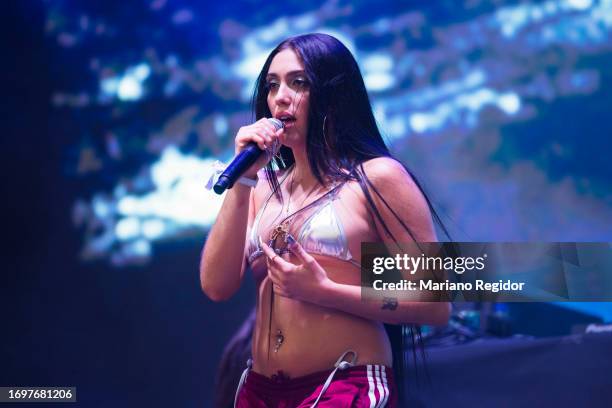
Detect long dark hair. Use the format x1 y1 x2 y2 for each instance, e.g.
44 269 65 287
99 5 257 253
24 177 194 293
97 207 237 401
252 33 448 404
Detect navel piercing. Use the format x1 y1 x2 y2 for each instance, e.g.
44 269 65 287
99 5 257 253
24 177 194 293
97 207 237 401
273 330 284 353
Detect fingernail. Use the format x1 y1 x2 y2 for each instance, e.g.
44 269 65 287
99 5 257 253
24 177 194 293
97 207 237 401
285 234 296 247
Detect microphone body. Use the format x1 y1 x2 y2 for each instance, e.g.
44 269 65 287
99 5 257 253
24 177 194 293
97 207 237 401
213 118 283 194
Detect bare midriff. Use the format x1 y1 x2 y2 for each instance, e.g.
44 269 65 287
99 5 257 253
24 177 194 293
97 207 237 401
250 255 393 378
247 177 393 378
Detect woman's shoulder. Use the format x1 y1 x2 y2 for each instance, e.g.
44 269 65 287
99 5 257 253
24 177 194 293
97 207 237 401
337 158 402 207
361 156 414 187
353 157 436 242
361 156 406 172
359 157 429 215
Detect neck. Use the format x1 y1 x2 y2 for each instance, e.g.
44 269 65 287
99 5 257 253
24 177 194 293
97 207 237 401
289 145 319 189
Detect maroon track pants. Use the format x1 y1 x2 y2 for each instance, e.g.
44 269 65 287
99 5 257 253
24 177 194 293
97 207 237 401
235 363 397 408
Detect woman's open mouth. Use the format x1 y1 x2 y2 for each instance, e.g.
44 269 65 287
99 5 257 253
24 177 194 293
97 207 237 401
277 113 296 129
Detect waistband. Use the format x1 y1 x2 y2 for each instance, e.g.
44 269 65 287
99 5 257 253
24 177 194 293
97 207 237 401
245 364 394 394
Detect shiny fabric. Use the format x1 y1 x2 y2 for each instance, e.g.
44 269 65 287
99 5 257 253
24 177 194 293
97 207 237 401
247 184 360 268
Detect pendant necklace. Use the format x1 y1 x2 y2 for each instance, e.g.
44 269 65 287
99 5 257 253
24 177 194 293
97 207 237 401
269 168 320 356
269 169 319 246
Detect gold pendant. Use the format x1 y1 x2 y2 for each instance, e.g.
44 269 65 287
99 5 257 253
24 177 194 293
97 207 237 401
270 221 290 243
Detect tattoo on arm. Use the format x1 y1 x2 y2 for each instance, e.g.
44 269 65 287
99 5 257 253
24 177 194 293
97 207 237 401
382 296 398 310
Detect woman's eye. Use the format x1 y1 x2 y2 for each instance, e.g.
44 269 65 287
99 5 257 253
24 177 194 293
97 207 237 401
293 78 308 87
266 82 279 90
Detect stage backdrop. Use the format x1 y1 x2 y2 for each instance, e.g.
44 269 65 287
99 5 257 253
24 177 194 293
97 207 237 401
3 0 612 407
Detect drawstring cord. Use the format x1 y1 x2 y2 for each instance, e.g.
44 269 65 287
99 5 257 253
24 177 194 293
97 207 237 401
233 358 252 408
234 350 358 408
310 350 358 408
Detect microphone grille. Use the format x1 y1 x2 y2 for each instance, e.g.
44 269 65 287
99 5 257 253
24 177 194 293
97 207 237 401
268 118 284 130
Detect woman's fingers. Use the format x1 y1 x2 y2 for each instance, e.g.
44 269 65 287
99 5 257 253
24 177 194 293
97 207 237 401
257 118 284 145
239 119 283 155
259 236 275 257
235 120 276 152
265 251 290 297
260 236 296 274
255 119 276 142
258 118 277 134
285 234 320 271
259 237 285 266
232 119 286 176
250 134 267 150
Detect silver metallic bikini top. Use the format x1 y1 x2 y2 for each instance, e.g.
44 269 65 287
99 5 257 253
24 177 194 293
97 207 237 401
247 178 361 269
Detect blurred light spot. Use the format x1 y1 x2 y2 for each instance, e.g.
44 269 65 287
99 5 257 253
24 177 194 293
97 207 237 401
457 88 495 111
116 217 141 240
386 116 407 139
58 32 77 47
409 113 429 133
235 52 270 82
566 0 592 11
100 63 150 102
362 53 393 72
364 73 395 91
118 76 143 101
142 219 166 239
93 197 111 218
132 63 151 80
166 55 179 67
151 148 181 190
101 77 119 96
150 0 167 10
172 9 193 25
259 18 289 42
372 18 390 33
214 115 228 136
118 196 138 215
124 239 151 259
497 92 521 115
294 14 316 30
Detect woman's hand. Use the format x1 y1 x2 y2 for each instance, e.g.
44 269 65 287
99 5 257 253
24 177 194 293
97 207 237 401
259 236 333 303
235 118 284 178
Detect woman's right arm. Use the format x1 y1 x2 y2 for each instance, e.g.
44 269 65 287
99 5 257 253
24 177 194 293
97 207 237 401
199 118 283 301
200 183 254 301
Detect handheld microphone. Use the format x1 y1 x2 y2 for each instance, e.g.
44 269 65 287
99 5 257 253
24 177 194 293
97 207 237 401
213 118 284 194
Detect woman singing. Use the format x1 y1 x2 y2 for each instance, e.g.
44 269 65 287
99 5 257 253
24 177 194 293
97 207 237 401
201 33 450 407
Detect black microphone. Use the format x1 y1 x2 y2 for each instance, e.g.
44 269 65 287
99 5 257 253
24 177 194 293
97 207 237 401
213 118 284 194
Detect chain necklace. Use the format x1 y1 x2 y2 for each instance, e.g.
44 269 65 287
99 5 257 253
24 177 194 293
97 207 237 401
265 172 345 358
269 168 320 245
268 167 321 357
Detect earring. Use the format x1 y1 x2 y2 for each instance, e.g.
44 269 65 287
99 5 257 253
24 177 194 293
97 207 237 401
322 115 333 150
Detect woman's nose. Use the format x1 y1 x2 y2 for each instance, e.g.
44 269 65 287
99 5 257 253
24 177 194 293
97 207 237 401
274 83 292 106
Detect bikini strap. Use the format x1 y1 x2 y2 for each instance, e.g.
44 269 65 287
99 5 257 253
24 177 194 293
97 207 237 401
273 179 347 229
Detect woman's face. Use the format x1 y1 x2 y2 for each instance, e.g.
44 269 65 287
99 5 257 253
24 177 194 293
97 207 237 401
266 48 310 149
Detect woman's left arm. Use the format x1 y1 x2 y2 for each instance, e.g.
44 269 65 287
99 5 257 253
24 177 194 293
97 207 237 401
261 157 451 326
262 237 450 325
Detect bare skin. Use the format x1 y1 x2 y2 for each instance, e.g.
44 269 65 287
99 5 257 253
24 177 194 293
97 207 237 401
249 173 393 378
200 48 450 379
